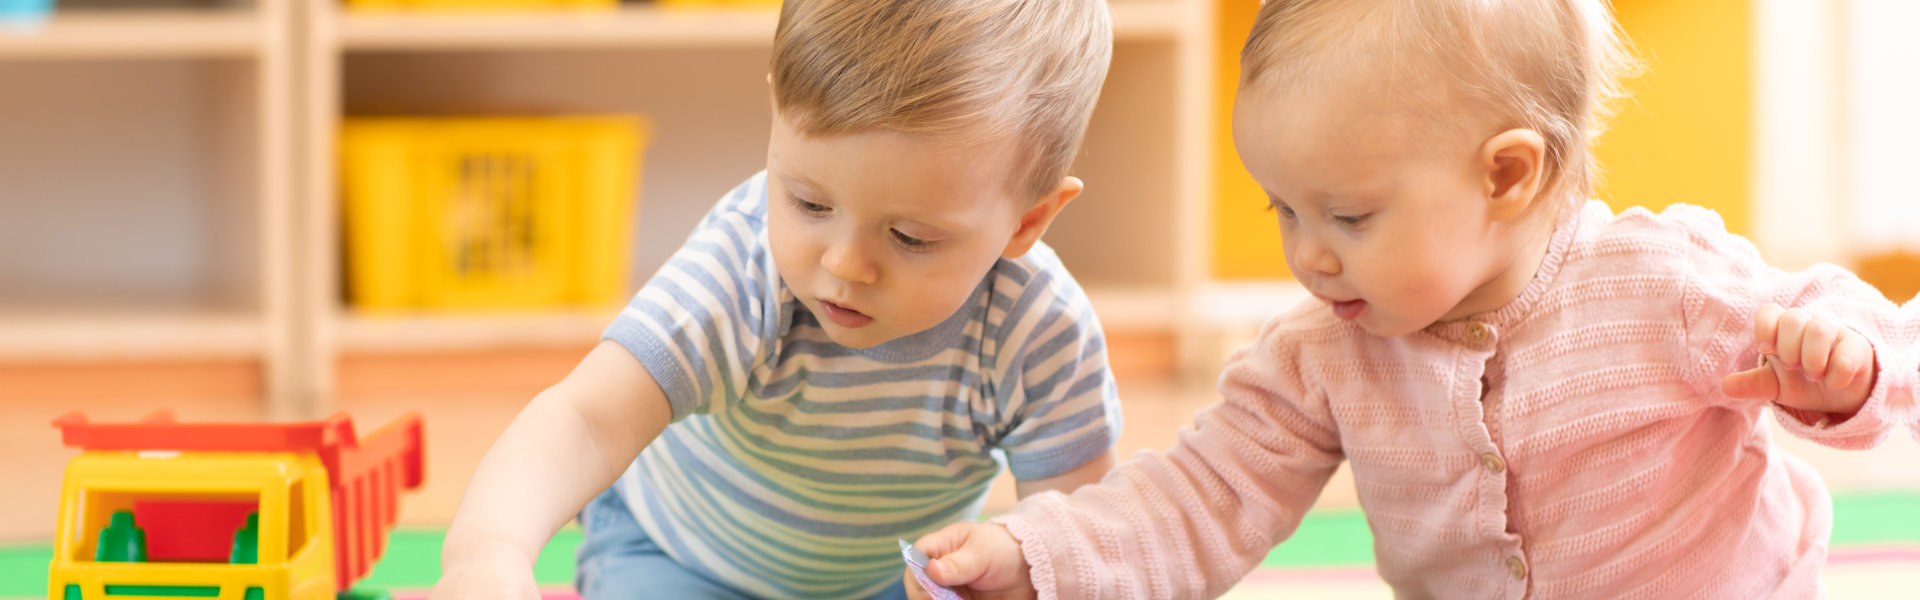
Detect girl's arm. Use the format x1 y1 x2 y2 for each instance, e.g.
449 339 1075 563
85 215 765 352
1673 205 1909 449
916 320 1345 600
432 340 672 598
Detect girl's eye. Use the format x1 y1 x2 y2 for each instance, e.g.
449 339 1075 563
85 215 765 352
1334 214 1371 226
892 229 935 252
1276 206 1297 219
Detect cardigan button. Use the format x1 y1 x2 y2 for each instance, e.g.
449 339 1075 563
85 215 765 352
1507 556 1527 580
1467 321 1492 343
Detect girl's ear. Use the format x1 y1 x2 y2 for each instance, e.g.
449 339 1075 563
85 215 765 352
1480 128 1547 221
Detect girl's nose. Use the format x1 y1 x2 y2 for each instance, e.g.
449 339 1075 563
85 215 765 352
1290 235 1342 276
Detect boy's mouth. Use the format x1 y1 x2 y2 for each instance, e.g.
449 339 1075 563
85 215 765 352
819 300 873 328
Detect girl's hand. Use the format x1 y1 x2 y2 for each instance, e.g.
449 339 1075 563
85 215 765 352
903 523 1036 600
1722 303 1877 420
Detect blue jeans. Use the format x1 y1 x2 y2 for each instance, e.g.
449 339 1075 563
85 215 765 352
575 486 910 600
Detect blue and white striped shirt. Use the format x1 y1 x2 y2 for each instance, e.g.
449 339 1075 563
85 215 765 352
602 172 1123 599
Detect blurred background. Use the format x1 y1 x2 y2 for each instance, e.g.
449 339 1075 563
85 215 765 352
1 0 1916 597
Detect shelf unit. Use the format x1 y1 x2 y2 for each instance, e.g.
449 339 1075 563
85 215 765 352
0 0 296 410
0 0 1220 416
297 0 1218 415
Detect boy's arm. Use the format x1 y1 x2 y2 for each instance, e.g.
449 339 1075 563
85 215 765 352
1013 450 1116 499
987 256 1127 499
434 340 671 596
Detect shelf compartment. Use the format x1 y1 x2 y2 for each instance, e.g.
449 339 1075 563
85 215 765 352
335 0 1189 52
0 10 263 59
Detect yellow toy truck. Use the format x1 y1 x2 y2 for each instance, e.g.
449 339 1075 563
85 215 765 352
46 411 424 600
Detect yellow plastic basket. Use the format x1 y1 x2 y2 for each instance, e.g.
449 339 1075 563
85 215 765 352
340 116 649 312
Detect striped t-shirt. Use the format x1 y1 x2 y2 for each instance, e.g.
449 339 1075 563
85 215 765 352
601 172 1123 599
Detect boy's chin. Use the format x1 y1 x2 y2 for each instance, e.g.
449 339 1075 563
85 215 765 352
819 324 890 349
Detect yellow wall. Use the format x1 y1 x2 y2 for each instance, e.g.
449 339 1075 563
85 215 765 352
1209 0 1753 278
1597 0 1752 235
1210 0 1289 280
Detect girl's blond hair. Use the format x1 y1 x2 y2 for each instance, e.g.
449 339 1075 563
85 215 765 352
1242 0 1636 205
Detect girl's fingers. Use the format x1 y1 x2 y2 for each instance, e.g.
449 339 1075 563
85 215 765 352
1753 303 1785 355
1824 331 1871 393
1721 363 1780 401
1773 308 1811 371
1799 316 1839 380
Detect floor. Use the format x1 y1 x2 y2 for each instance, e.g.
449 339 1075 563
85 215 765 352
10 338 1920 597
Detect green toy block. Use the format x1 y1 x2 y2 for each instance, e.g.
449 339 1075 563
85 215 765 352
338 589 393 600
95 511 146 563
231 513 259 565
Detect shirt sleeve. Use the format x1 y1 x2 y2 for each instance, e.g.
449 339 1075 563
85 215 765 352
1905 302 1920 443
995 315 1345 600
1672 205 1912 449
602 173 785 421
986 246 1124 481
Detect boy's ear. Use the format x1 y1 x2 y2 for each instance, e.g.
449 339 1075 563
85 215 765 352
1003 177 1083 259
1480 128 1547 222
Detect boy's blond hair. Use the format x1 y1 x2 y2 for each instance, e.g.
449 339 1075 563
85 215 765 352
1241 0 1635 206
771 0 1112 199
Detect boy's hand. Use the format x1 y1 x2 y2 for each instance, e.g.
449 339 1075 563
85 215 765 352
1722 303 1877 419
904 523 1036 600
430 541 542 600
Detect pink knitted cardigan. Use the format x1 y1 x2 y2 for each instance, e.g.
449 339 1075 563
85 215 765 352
1001 202 1914 599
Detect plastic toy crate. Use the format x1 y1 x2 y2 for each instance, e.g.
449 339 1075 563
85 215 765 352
0 0 52 21
342 0 615 10
341 116 649 311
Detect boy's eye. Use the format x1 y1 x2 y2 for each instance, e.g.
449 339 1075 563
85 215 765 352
792 197 830 215
891 229 934 251
1274 205 1296 219
1333 214 1370 226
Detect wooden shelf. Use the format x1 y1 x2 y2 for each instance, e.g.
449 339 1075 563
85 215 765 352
0 310 264 361
336 5 770 51
335 0 1186 52
336 309 617 354
1193 280 1311 326
331 286 1190 353
336 288 1186 350
0 10 263 60
1085 285 1179 330
1110 0 1191 40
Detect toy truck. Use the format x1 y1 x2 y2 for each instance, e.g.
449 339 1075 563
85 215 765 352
46 411 425 600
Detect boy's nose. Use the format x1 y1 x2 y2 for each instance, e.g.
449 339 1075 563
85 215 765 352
822 242 878 285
